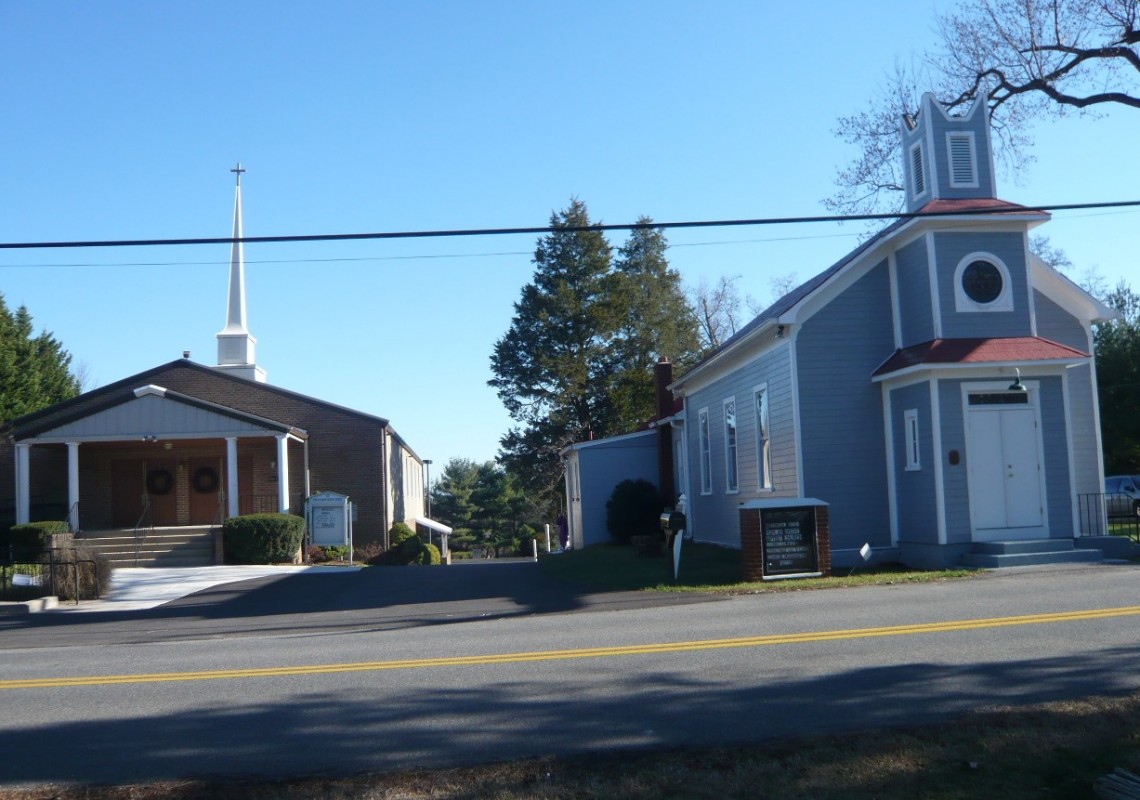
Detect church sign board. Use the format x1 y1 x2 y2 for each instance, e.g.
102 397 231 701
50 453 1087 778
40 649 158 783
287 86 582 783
739 498 831 581
306 491 353 550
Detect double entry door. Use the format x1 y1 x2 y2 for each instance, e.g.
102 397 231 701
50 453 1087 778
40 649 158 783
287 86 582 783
965 392 1046 540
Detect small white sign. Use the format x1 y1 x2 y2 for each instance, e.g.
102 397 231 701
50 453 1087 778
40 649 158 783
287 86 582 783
12 574 41 587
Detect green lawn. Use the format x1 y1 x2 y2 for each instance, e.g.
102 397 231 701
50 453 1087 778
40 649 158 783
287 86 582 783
538 541 977 593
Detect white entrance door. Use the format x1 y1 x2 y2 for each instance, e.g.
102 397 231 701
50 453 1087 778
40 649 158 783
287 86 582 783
966 396 1045 540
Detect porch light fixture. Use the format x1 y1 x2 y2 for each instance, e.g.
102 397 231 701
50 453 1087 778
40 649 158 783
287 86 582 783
1008 368 1027 393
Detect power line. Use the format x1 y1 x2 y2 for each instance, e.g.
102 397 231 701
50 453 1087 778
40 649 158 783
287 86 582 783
2 200 1138 251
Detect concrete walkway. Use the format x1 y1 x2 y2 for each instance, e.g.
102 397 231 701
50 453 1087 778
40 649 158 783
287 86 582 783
45 565 361 613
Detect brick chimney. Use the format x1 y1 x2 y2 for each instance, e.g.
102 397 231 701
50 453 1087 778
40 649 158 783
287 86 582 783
655 357 676 504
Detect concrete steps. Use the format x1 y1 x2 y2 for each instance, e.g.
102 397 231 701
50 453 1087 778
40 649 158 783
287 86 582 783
959 538 1103 569
74 527 218 569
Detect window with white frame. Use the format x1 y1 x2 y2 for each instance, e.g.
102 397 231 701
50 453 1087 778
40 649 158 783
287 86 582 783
904 409 921 471
755 385 771 489
724 398 739 493
698 408 712 494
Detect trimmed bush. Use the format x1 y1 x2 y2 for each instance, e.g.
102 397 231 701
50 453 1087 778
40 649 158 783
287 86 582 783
605 479 663 545
389 522 416 549
223 513 305 564
387 536 441 565
3 520 69 550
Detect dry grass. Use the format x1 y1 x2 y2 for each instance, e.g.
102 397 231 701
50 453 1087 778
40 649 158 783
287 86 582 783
4 692 1138 799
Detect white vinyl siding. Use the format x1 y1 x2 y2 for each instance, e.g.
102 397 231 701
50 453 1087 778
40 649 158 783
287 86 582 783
698 407 712 494
755 385 771 489
904 408 921 471
724 397 739 493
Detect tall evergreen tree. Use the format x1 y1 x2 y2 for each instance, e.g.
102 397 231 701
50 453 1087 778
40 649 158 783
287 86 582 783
608 219 702 429
0 292 81 422
490 199 620 496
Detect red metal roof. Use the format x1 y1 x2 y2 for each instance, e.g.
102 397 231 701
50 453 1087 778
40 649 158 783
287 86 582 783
873 337 1089 377
917 198 1049 217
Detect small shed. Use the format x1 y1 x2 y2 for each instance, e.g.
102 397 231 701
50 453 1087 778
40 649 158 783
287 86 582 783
561 430 658 550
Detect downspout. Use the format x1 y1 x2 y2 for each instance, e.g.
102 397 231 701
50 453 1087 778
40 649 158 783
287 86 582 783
380 427 389 550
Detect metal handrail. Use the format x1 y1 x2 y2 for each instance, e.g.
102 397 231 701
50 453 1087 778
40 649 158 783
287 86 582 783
133 495 153 567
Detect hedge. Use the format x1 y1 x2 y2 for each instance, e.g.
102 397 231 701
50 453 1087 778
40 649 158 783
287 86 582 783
223 513 306 564
3 520 69 550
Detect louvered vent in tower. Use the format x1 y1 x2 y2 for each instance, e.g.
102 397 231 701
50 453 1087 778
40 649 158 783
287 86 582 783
948 133 977 187
910 142 926 198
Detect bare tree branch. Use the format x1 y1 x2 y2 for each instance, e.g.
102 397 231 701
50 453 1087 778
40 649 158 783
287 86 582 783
830 0 1139 214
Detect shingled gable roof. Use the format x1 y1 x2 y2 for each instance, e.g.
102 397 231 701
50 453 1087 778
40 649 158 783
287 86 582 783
872 337 1089 379
3 359 409 447
10 383 307 440
672 199 1053 391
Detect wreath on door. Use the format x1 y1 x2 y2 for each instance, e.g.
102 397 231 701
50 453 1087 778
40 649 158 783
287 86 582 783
192 466 220 494
146 469 174 496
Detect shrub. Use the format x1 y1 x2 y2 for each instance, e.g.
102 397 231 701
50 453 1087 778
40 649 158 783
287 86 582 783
605 479 663 545
307 545 351 563
387 537 440 566
51 548 112 601
3 520 69 550
353 541 386 566
223 513 305 564
388 522 416 549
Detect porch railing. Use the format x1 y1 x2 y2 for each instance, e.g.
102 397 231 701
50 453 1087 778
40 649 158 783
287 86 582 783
1076 493 1140 542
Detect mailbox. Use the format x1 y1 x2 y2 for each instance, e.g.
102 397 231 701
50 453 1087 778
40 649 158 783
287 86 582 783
660 509 687 532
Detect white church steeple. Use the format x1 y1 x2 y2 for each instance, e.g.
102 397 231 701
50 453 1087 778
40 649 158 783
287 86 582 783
215 163 266 383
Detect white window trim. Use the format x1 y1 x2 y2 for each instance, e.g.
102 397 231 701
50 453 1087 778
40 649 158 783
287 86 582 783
909 141 928 200
754 383 772 491
723 397 739 494
904 408 921 471
698 407 712 495
946 131 979 189
953 251 1014 313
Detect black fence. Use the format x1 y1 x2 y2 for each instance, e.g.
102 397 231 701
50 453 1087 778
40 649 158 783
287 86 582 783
1077 493 1140 543
0 547 103 603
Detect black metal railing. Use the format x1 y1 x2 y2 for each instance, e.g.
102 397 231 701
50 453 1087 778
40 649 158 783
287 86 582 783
1077 493 1140 542
0 547 102 604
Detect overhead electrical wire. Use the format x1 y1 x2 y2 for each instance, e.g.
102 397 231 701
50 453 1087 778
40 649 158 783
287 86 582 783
1 199 1137 252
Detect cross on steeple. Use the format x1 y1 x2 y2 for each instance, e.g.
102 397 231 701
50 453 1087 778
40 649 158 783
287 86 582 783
231 162 245 186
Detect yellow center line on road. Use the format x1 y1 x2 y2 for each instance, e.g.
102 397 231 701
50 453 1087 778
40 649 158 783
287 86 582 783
4 605 1139 691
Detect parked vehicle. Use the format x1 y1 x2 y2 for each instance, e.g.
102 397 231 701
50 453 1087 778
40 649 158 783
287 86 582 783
1105 475 1140 518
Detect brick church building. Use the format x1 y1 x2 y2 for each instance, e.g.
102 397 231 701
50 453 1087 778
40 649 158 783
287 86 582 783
1 167 423 549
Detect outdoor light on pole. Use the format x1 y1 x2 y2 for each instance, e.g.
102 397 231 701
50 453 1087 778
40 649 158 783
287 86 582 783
424 459 432 517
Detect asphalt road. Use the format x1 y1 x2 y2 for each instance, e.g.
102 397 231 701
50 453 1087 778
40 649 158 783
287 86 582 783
1 561 1139 789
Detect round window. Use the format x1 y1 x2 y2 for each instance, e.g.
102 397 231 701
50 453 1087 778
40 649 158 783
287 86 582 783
961 260 1003 304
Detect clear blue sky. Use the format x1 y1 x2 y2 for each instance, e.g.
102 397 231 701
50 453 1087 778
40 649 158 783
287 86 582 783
2 1 1136 473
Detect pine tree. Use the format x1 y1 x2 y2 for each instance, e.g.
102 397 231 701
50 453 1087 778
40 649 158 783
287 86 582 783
608 219 702 429
489 199 620 496
0 292 81 422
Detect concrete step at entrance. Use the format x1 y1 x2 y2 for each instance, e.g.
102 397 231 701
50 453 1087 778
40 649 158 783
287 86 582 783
74 527 218 568
959 539 1102 568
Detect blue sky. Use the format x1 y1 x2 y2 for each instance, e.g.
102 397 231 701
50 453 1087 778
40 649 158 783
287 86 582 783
1 1 1136 472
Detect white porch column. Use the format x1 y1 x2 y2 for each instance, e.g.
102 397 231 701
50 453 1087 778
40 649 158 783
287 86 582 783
226 437 240 518
276 434 290 513
67 442 80 531
15 444 31 525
